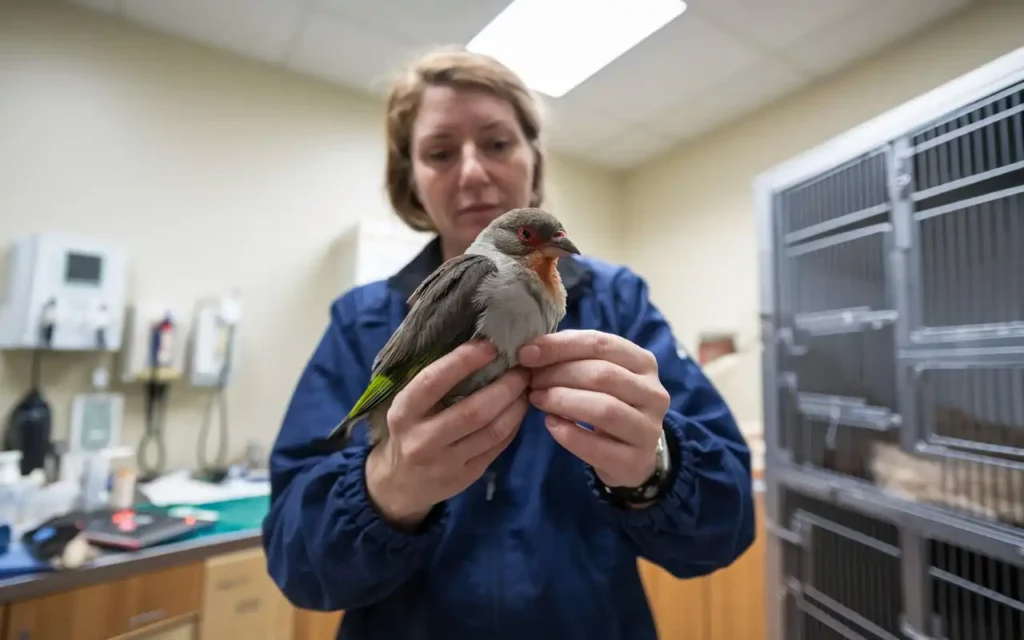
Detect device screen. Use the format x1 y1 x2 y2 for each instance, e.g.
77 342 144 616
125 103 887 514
65 252 103 284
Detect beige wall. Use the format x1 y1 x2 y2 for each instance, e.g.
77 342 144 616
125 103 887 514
0 0 624 469
4 0 1021 472
622 0 1024 431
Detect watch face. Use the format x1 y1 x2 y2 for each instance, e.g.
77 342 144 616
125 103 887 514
655 431 670 473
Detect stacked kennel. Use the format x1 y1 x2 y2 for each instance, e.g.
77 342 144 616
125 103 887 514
756 46 1024 640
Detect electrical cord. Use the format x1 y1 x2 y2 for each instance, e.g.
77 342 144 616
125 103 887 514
137 377 168 481
4 299 57 474
136 316 173 481
29 347 44 390
5 316 51 454
197 322 235 473
30 314 51 387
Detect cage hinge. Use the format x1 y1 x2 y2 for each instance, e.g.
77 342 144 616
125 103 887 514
894 153 914 200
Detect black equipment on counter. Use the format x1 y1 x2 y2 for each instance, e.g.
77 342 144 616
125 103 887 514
3 301 58 478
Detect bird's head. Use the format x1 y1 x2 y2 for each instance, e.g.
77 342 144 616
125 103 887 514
477 207 581 261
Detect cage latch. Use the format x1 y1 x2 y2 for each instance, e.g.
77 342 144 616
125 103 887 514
899 614 940 640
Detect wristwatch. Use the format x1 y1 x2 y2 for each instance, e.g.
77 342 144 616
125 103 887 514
595 427 673 506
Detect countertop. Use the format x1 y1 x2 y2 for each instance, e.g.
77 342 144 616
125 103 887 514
0 469 766 605
0 528 262 604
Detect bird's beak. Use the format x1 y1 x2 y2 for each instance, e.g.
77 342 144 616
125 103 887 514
543 235 581 258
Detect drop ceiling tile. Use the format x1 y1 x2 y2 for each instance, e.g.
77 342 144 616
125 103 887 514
565 10 762 126
68 0 121 14
687 0 868 49
646 59 811 140
540 91 636 158
780 0 973 76
121 0 306 63
588 126 682 171
286 14 419 95
309 0 511 46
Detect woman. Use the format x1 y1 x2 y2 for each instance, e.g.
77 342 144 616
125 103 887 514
262 47 755 639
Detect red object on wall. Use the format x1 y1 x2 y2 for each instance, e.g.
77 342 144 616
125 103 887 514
697 332 736 365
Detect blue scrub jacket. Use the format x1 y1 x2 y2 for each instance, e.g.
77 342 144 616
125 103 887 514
262 238 756 639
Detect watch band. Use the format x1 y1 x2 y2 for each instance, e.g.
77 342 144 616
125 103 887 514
595 427 673 506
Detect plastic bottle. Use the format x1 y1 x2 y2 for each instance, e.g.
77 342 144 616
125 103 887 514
0 451 24 554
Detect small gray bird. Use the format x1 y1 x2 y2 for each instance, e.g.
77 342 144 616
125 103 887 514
319 207 581 450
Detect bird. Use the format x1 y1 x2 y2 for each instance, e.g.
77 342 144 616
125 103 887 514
317 207 581 451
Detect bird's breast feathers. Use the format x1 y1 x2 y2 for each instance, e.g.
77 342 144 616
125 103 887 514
524 252 566 304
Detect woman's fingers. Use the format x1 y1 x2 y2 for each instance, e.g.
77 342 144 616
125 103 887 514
433 367 530 446
529 386 649 447
528 359 655 408
518 330 658 374
457 392 529 466
392 341 497 424
543 414 637 483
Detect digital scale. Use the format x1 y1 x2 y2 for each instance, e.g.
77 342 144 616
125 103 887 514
81 509 216 550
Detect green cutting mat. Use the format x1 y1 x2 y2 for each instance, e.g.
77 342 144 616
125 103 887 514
143 495 270 543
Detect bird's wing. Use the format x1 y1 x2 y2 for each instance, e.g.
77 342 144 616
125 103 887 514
326 253 498 439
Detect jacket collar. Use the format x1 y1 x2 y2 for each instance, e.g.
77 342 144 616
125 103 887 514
387 236 590 303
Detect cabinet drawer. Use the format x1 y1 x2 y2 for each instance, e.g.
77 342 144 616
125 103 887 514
128 619 196 640
5 562 203 640
199 548 292 640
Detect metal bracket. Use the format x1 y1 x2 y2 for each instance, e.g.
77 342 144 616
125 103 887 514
765 517 805 546
797 393 902 432
894 152 914 200
793 307 898 336
890 140 915 251
778 327 808 355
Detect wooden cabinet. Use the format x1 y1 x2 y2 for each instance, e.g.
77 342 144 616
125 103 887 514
0 549 343 640
198 548 293 640
140 621 197 639
4 563 203 640
640 487 767 640
0 489 764 640
292 609 343 640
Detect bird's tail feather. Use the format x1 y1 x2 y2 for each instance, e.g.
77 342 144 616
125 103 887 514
313 412 361 454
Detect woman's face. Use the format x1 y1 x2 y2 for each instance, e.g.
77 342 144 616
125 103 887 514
409 84 536 257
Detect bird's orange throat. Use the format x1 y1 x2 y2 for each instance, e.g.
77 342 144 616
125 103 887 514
526 252 565 302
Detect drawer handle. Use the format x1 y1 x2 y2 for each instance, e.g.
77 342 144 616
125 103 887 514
235 597 262 615
129 609 166 628
217 577 250 591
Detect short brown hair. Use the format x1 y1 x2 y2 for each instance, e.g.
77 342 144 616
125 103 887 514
383 47 546 232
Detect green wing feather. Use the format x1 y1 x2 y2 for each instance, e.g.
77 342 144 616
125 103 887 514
320 252 498 447
345 349 438 420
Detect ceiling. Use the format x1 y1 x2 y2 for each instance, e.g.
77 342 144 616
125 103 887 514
67 0 975 171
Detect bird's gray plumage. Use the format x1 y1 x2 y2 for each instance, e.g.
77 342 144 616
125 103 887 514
318 207 580 451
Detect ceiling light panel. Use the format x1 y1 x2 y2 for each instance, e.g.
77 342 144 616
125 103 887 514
467 0 687 98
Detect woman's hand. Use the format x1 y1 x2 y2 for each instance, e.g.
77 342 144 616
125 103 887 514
365 341 529 530
518 330 671 490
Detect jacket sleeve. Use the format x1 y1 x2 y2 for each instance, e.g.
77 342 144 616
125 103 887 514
584 267 756 579
261 292 449 611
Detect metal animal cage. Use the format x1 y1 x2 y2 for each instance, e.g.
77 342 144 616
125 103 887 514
757 46 1024 640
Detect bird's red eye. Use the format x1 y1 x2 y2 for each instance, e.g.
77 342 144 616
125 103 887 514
552 230 565 239
517 226 533 241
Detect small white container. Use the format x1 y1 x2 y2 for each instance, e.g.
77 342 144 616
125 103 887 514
0 451 24 532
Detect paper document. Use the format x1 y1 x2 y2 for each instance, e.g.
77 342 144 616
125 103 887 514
139 469 269 506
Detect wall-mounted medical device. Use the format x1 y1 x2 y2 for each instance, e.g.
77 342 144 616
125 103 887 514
188 293 242 474
120 301 187 384
0 233 127 351
188 294 242 388
69 391 124 454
